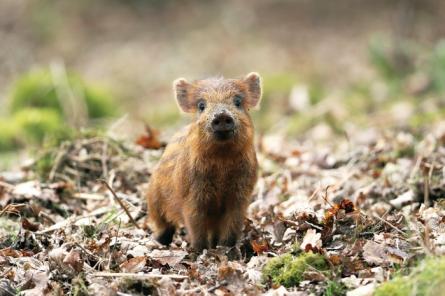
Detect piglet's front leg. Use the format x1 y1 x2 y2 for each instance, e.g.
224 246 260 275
218 207 245 247
183 206 210 251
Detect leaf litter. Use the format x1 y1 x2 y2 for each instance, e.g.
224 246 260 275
0 123 445 295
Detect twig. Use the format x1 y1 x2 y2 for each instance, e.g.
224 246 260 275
38 211 56 224
370 212 407 237
321 185 335 208
0 203 26 217
90 272 188 280
49 143 68 181
36 206 114 234
208 280 228 293
100 180 141 229
101 141 109 179
423 166 430 208
308 187 321 201
304 221 323 231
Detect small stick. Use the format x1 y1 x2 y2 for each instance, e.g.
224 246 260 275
304 221 323 231
101 141 109 180
423 167 430 208
100 180 141 229
370 212 407 236
90 272 188 280
321 185 335 208
0 203 26 217
37 206 113 234
49 143 68 181
38 211 56 224
308 187 321 201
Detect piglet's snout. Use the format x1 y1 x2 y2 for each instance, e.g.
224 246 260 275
211 113 234 132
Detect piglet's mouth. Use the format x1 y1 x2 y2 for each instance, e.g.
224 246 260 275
213 130 235 141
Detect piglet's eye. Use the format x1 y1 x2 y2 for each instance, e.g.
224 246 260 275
234 95 243 108
197 100 206 112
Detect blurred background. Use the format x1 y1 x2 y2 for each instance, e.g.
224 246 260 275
1 0 445 167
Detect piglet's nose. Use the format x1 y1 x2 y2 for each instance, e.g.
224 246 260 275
211 113 234 132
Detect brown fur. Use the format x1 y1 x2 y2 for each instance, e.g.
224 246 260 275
146 73 261 251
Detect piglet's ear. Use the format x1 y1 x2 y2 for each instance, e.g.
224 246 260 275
173 78 194 113
243 72 262 109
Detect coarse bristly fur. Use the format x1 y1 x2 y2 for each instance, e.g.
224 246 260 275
146 73 261 252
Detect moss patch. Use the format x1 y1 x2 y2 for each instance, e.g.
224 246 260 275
262 252 329 288
9 68 116 120
13 108 67 145
0 118 21 151
375 256 445 296
325 281 347 296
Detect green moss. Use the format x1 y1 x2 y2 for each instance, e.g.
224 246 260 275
375 256 445 296
82 85 117 119
375 277 411 296
409 107 445 128
262 252 329 287
72 274 88 296
263 254 292 284
289 242 302 255
33 150 56 180
13 108 67 145
82 225 97 238
324 281 347 296
0 118 21 151
9 68 117 120
0 217 20 248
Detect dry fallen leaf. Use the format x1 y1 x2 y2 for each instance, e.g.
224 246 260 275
363 240 409 265
21 270 49 296
63 249 84 272
135 124 163 149
119 256 147 273
300 229 322 251
251 239 269 255
22 218 40 232
150 249 187 266
0 247 23 258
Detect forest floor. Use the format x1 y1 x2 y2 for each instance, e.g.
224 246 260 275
1 122 445 296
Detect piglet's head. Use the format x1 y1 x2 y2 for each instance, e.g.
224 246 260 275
173 73 261 149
